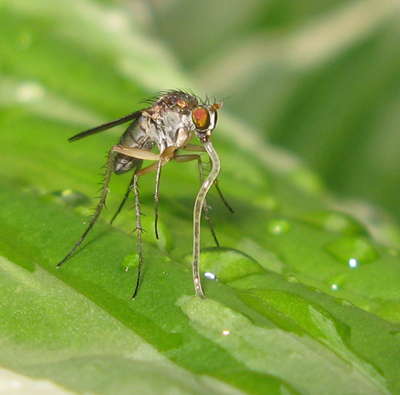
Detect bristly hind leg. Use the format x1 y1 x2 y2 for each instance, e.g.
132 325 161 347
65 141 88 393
130 160 160 299
113 144 176 298
57 149 115 268
57 144 167 299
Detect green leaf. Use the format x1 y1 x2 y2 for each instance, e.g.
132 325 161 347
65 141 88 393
1 1 400 394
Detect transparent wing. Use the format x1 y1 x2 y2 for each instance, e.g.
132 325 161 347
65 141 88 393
69 110 144 142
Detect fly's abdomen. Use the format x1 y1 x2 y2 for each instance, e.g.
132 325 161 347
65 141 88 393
113 153 142 175
113 120 155 175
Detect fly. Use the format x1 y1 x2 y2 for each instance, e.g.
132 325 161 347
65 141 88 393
57 90 233 299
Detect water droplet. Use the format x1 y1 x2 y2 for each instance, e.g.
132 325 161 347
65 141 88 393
204 272 217 280
121 253 139 271
285 275 300 283
331 283 339 291
333 298 355 308
185 247 263 284
268 219 291 235
47 189 91 208
305 285 322 293
348 258 358 268
298 211 367 237
162 256 172 264
324 236 379 265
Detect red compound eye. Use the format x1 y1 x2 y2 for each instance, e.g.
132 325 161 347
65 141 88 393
192 107 210 130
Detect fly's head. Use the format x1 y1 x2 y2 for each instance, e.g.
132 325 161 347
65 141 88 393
151 90 222 146
192 102 223 143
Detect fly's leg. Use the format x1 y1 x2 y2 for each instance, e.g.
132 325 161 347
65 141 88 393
58 144 169 299
192 141 221 298
154 158 163 239
195 157 222 245
175 154 220 246
113 145 176 298
184 143 234 215
152 145 177 240
57 149 114 268
214 179 234 214
129 160 168 298
132 172 142 299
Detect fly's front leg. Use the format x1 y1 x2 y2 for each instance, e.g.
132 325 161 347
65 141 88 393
192 141 221 298
185 144 234 214
57 149 115 268
175 154 220 246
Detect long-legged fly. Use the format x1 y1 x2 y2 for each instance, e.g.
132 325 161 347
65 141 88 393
58 90 233 298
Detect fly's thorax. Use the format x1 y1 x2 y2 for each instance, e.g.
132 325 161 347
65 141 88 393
155 91 199 111
146 107 195 152
114 120 155 175
162 108 195 148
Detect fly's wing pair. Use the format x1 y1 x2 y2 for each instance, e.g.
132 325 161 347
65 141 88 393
68 110 144 142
